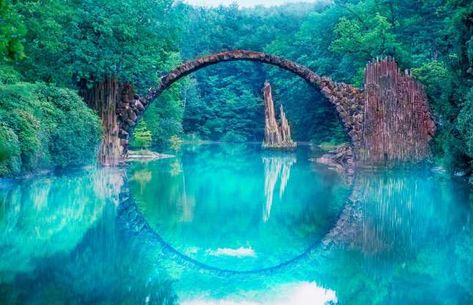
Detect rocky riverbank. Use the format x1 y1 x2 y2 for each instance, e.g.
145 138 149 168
126 150 174 162
313 144 355 176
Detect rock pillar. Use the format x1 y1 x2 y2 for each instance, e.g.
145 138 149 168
359 57 436 164
262 81 296 149
80 79 124 167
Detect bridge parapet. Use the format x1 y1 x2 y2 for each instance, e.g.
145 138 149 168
125 50 364 158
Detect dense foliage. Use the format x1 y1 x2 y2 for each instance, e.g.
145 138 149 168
173 0 473 174
0 83 102 176
12 0 180 89
133 54 185 149
0 0 181 174
1 0 473 176
175 3 346 143
0 0 25 61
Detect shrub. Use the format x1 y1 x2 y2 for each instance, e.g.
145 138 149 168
130 120 153 150
0 83 102 176
0 124 21 175
458 88 473 158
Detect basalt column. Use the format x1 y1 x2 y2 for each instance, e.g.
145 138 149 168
359 58 436 164
79 79 125 167
262 81 296 149
279 105 293 144
79 80 147 166
89 51 436 167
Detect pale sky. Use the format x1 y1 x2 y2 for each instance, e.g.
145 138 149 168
183 0 323 8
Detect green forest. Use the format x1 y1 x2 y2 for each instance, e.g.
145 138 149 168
1 1 473 304
1 0 473 177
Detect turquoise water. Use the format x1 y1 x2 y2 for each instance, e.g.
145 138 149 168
1 143 472 304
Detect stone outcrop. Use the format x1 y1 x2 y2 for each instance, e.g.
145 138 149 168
262 81 296 149
80 80 150 166
315 145 355 176
79 79 125 166
317 57 436 171
359 57 436 164
96 50 435 168
116 84 150 161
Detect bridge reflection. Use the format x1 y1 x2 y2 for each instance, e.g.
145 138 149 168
119 161 470 281
1 162 469 304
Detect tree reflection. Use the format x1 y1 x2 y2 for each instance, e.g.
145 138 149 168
0 168 124 276
0 169 177 305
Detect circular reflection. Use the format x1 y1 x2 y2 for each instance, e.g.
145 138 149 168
127 144 350 272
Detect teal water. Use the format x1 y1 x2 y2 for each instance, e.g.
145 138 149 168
0 143 472 304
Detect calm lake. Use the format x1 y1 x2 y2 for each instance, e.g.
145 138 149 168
1 143 472 305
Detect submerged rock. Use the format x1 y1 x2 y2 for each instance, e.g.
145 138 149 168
126 150 174 162
315 144 355 177
262 81 296 149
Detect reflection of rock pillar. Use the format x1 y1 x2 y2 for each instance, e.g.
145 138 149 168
93 168 126 206
169 160 195 222
262 155 296 222
263 158 281 222
279 155 292 199
353 172 426 256
180 167 195 222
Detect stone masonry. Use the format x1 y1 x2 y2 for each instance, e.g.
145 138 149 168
110 50 434 167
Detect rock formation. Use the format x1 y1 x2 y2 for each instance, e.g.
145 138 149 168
315 145 355 176
79 79 125 166
262 81 296 149
317 57 436 171
359 57 436 164
94 50 435 167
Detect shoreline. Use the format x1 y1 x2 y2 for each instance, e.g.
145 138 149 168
126 150 175 162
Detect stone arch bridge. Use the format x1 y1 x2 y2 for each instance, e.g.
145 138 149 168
105 50 435 166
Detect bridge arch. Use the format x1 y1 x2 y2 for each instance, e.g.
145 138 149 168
114 50 435 167
118 50 365 158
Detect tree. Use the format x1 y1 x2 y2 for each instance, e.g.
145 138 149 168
14 0 181 89
131 121 153 150
0 83 102 176
0 0 25 61
139 53 185 148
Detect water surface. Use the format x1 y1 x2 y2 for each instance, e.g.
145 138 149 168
0 143 472 305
